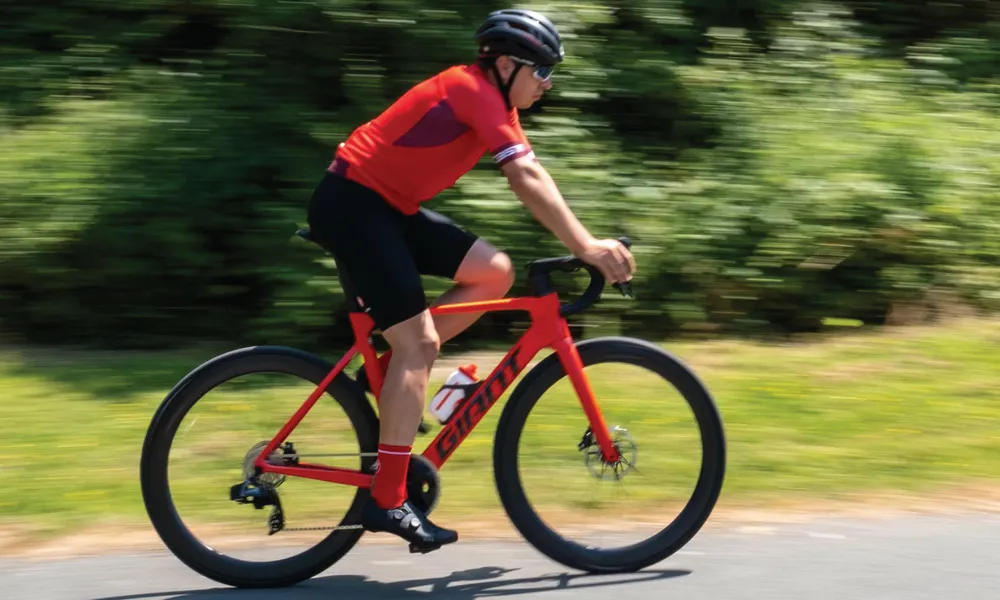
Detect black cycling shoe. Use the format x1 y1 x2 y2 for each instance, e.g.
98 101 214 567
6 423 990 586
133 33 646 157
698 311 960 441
361 498 458 553
355 365 433 435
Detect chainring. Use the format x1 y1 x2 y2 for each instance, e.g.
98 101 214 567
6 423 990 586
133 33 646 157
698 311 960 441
406 453 441 515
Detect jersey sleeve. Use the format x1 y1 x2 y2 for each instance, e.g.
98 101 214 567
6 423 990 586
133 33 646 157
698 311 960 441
448 71 535 166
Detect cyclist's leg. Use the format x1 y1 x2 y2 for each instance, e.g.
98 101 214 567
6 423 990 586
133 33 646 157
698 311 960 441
307 173 456 548
377 311 439 448
357 208 513 389
430 238 515 342
406 208 516 343
308 173 434 454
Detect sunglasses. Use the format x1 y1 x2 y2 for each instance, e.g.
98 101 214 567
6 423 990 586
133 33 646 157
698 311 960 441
509 56 556 82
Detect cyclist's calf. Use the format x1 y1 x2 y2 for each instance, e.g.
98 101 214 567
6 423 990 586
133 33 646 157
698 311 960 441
379 310 441 445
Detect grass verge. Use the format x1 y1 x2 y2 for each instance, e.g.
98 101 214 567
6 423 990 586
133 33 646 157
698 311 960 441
1 318 999 554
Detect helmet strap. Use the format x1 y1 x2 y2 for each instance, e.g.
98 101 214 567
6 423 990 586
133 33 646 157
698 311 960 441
489 60 523 112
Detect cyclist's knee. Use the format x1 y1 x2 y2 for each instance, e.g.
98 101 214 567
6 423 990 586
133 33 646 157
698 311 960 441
456 240 514 295
384 311 440 367
494 251 515 294
408 330 441 367
478 250 514 293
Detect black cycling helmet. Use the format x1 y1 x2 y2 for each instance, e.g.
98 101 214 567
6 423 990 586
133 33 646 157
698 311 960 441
475 8 564 66
475 9 564 110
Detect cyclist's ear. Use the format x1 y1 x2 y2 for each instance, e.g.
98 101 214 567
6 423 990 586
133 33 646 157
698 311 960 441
494 56 516 78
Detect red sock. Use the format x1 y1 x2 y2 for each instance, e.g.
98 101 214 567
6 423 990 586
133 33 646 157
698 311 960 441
371 443 411 509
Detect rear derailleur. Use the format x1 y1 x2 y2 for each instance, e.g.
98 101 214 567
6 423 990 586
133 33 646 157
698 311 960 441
229 441 300 535
230 478 285 535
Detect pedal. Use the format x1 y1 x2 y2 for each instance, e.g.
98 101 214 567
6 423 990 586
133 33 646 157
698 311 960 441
408 542 442 554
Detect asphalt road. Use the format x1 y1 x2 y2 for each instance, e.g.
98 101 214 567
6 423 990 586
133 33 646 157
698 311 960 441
2 513 999 599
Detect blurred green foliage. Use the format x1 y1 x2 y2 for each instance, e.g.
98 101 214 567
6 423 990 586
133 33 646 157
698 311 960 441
2 1 1000 350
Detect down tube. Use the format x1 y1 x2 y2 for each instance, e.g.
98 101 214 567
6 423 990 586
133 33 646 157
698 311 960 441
422 331 548 468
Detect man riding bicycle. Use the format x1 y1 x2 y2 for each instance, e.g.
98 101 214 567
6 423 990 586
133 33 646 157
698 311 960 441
306 8 636 551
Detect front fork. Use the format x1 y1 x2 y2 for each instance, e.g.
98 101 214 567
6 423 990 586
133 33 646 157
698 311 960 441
552 337 621 464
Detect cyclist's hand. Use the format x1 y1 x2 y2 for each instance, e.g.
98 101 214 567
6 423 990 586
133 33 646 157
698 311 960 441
579 238 635 284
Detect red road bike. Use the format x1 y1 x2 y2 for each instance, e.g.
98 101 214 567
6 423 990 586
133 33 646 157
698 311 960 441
140 231 726 588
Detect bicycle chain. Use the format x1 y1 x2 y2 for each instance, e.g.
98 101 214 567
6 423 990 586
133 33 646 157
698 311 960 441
282 524 365 532
253 449 377 534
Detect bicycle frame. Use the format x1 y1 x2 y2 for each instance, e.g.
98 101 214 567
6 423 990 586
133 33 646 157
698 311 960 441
253 291 621 489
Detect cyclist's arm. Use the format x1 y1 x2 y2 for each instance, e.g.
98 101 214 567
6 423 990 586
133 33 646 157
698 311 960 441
503 156 635 283
446 73 633 280
501 156 595 256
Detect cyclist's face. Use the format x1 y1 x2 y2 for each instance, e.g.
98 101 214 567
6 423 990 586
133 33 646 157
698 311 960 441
496 57 553 109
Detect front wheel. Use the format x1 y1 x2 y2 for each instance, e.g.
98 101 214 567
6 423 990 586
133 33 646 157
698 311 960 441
493 337 726 573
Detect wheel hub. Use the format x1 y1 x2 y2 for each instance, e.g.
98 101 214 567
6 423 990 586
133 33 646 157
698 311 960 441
580 425 638 480
242 440 298 488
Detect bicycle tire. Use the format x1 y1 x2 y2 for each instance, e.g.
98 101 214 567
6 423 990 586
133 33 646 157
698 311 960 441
493 336 726 573
139 346 379 588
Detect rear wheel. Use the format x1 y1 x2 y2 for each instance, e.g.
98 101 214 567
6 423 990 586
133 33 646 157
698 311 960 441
140 346 379 588
493 337 726 573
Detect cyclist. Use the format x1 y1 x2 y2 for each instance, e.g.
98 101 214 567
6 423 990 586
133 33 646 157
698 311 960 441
306 8 636 551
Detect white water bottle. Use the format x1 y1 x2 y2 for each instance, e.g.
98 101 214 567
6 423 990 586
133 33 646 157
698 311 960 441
428 364 480 424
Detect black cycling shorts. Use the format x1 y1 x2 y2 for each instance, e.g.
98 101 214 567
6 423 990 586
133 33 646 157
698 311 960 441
307 171 479 331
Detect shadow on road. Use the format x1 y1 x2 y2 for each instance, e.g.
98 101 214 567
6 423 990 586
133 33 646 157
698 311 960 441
94 566 690 599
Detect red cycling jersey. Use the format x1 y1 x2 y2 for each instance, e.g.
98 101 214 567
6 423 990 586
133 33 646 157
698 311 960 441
330 63 534 215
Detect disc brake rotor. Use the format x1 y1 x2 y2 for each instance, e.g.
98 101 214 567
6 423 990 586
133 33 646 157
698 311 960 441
583 426 638 480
